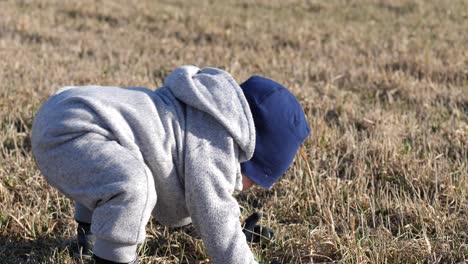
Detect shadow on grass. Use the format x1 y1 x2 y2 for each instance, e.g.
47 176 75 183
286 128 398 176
0 235 75 264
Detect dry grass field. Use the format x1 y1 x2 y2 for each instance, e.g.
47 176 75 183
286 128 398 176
0 0 467 263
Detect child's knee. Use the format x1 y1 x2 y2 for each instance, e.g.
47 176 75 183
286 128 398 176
122 179 157 209
90 181 156 244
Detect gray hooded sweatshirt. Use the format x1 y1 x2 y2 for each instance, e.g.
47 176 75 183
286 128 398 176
31 66 257 263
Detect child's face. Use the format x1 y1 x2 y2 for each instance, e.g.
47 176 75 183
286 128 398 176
242 174 255 191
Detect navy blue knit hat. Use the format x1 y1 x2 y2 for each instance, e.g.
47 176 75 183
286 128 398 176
240 76 311 189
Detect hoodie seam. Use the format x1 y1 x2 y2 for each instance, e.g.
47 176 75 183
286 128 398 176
124 149 152 244
224 74 256 158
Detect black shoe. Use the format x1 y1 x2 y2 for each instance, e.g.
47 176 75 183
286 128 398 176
93 254 139 264
70 221 95 260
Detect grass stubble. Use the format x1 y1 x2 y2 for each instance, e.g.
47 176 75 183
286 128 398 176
0 0 466 263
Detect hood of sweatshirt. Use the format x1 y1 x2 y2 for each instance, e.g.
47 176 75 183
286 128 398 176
163 66 256 163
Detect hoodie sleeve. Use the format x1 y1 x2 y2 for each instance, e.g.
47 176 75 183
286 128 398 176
184 108 257 264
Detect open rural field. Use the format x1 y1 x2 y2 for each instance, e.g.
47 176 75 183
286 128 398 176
0 0 467 263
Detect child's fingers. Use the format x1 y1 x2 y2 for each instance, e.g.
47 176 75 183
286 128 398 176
243 228 254 242
243 212 261 230
259 225 274 240
242 211 275 245
244 225 274 243
252 225 274 243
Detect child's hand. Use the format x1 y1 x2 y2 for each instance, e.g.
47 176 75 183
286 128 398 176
242 212 274 243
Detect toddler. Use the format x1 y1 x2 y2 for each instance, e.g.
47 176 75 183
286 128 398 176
31 66 310 263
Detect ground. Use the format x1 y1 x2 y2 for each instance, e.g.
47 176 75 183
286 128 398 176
0 0 467 263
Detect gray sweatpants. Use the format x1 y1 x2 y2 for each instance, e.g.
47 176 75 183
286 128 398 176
32 129 156 262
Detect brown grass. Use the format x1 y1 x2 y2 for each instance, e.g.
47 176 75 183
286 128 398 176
0 0 467 263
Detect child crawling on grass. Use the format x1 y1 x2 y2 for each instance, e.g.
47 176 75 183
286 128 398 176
31 65 310 264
